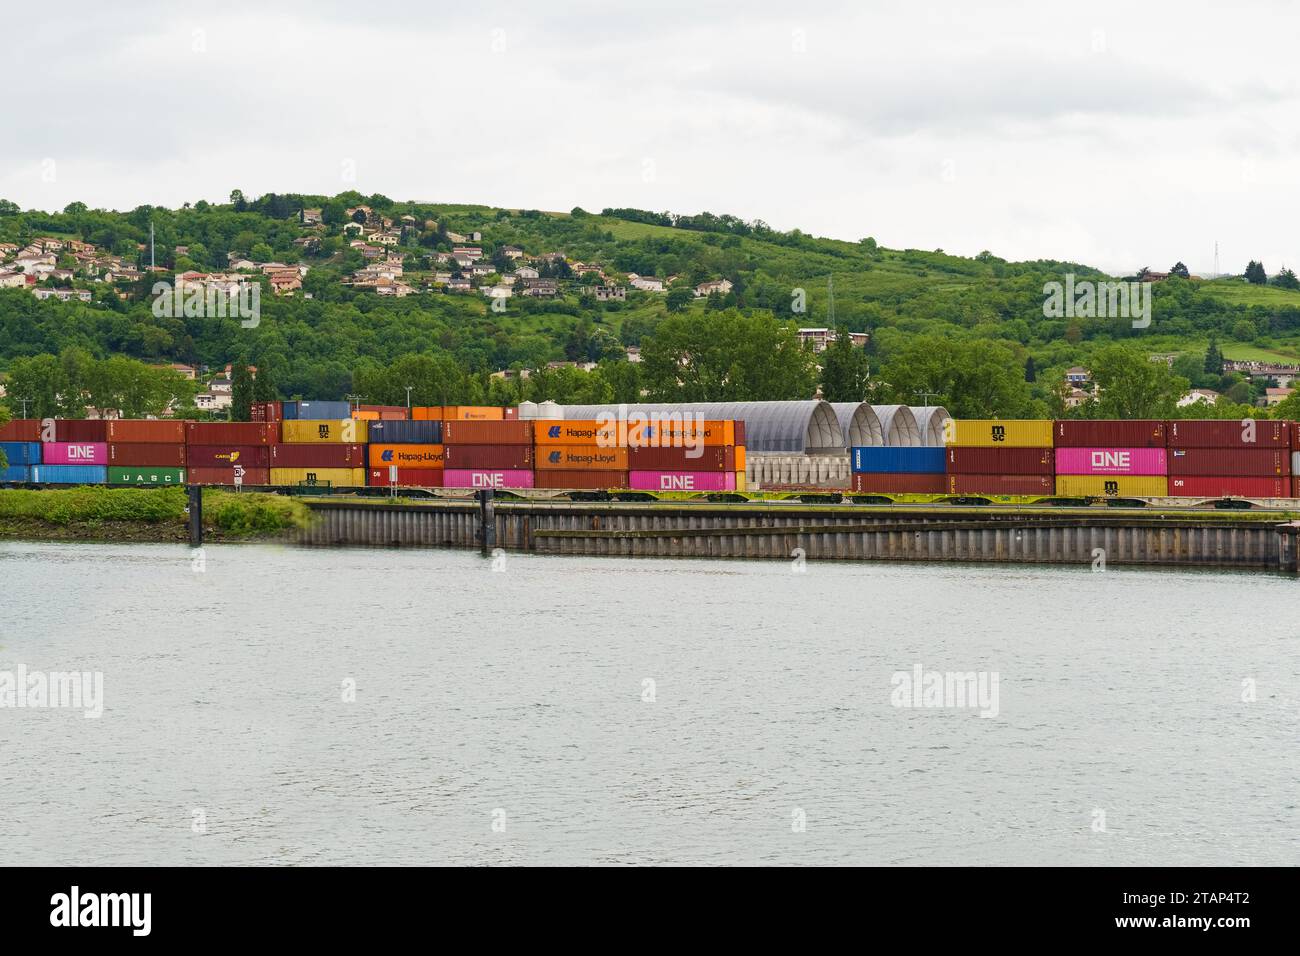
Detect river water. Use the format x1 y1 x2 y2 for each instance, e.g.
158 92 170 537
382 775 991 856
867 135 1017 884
0 540 1296 866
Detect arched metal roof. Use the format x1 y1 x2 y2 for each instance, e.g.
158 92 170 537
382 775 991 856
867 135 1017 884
910 406 952 446
872 405 922 446
552 401 844 454
830 402 884 448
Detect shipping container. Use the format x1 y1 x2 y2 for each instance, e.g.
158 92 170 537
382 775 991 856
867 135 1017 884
533 419 620 445
442 444 534 469
1294 452 1300 482
185 445 271 467
1169 476 1290 498
358 405 407 418
30 465 107 484
627 445 736 471
410 406 444 421
441 468 535 489
351 410 379 420
944 446 1055 475
54 419 109 442
367 444 445 469
42 442 108 465
735 470 747 492
440 420 534 445
268 467 367 487
185 422 278 445
734 420 747 447
535 445 628 470
1167 447 1290 477
1054 475 1169 497
1052 420 1166 447
187 466 270 486
1053 447 1166 476
944 420 1053 447
851 472 948 494
503 407 519 420
108 466 186 486
365 420 442 444
365 467 444 487
0 419 40 442
625 419 735 447
735 445 746 474
0 441 41 465
444 406 504 421
945 474 1054 495
104 420 185 444
1166 419 1291 448
851 446 947 474
271 443 367 468
108 443 186 467
533 470 629 490
1 465 31 482
251 401 283 423
281 400 351 420
280 419 369 444
627 471 736 491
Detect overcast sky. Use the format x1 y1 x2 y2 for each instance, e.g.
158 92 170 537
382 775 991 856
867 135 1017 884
2 1 1296 275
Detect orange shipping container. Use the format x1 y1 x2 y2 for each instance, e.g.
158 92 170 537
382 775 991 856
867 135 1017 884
351 410 379 420
625 419 735 447
533 420 619 445
367 444 445 468
105 420 186 444
441 420 534 445
535 445 628 470
411 406 444 421
444 406 504 421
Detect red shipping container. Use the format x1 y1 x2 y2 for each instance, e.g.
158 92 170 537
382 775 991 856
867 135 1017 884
851 473 947 494
946 474 1054 495
185 422 278 445
628 445 735 471
440 420 534 445
442 444 534 468
1167 419 1291 448
379 410 407 420
734 420 747 446
251 401 283 423
1167 448 1290 477
185 445 271 467
105 420 185 443
1053 420 1166 447
55 420 108 442
269 443 366 467
533 470 628 490
503 407 519 420
0 419 40 442
366 468 444 487
108 443 187 467
187 466 270 486
945 447 1054 475
1295 477 1300 498
1169 476 1290 498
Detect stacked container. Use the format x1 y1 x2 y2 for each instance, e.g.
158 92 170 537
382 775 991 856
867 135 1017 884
37 419 109 484
441 419 535 488
1052 420 1168 498
1166 420 1292 498
282 400 351 420
533 420 630 490
412 406 504 421
624 419 746 492
849 446 946 494
275 419 368 487
0 438 41 482
185 421 278 485
106 419 186 485
365 419 445 487
944 420 1054 496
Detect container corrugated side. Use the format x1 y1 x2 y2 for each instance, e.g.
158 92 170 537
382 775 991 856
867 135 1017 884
627 471 735 491
444 406 505 421
31 465 107 484
1054 475 1169 497
1167 448 1290 477
533 470 629 489
1052 420 1166 447
0 441 41 465
1166 419 1291 448
946 474 1054 495
185 422 278 445
268 467 366 487
534 446 627 470
0 420 41 442
186 445 270 467
104 420 185 443
280 420 369 444
282 400 351 420
852 446 947 474
625 420 735 447
365 420 442 444
533 420 620 445
366 468 444 487
187 466 270 486
944 446 1055 475
366 444 445 469
851 473 947 494
440 420 534 445
54 420 109 442
1053 448 1167 476
108 466 186 485
441 468 535 489
627 445 735 471
270 443 367 467
2 465 32 482
945 420 1054 447
442 444 534 468
42 442 108 465
1169 476 1290 498
108 443 186 467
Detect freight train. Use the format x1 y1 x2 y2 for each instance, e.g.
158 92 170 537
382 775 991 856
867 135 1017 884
3 405 1299 510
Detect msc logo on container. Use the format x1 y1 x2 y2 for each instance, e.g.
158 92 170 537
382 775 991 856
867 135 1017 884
317 425 330 439
991 425 1006 442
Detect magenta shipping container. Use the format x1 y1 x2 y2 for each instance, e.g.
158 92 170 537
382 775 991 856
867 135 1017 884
42 442 108 465
628 470 736 491
1054 448 1167 476
441 468 535 489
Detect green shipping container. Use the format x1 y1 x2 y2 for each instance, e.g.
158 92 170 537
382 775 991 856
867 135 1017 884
108 466 186 486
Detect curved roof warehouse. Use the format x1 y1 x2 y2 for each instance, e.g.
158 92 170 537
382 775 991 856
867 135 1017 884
552 401 845 454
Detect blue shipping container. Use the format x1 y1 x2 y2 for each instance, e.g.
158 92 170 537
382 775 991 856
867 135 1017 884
851 446 946 474
282 400 352 420
2 465 32 482
0 441 42 465
364 420 443 444
30 465 108 484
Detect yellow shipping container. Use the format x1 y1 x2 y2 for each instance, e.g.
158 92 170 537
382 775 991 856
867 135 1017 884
1055 475 1169 497
269 467 366 487
735 470 747 492
280 419 370 444
945 419 1053 448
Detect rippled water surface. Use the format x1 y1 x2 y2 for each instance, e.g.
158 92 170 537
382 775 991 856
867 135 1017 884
0 540 1296 865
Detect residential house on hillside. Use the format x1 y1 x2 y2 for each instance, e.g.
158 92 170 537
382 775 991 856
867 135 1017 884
1265 387 1294 406
500 245 524 259
694 278 733 297
589 285 626 301
0 271 28 288
269 271 302 295
32 287 92 302
629 275 664 292
521 278 558 297
1065 366 1091 385
301 208 323 225
515 265 539 279
1178 388 1221 407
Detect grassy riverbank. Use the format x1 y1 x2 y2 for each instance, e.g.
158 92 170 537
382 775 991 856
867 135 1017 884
0 486 313 543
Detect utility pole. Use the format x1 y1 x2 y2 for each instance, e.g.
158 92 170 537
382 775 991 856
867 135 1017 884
914 390 940 409
150 221 155 272
14 396 32 417
344 393 363 413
